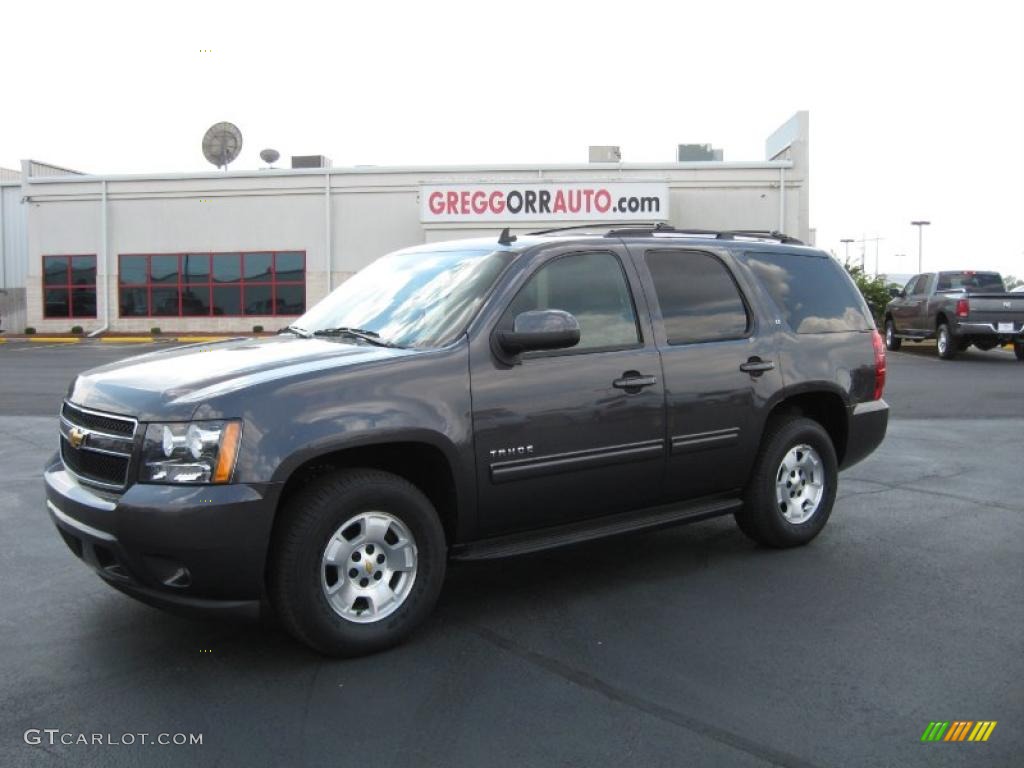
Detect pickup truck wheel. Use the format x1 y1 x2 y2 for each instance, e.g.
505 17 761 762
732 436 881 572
884 319 902 351
936 324 958 360
735 417 837 548
1014 342 1024 361
270 469 446 656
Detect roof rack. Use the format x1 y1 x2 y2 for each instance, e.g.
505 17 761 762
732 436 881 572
605 225 804 245
525 222 803 245
527 222 664 236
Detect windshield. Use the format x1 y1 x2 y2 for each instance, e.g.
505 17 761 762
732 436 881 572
293 248 515 348
936 272 1005 292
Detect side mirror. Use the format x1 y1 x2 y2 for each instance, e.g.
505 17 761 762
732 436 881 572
889 287 904 299
496 310 581 356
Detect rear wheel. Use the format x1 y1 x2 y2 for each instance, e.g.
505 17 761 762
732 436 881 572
884 318 902 351
735 417 838 548
270 469 447 656
1014 342 1024 361
936 324 958 360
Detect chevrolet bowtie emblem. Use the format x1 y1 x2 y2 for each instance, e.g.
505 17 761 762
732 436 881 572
68 427 88 449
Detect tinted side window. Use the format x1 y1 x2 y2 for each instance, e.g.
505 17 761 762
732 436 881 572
645 250 749 344
503 251 640 350
916 274 934 295
904 276 920 295
744 251 872 334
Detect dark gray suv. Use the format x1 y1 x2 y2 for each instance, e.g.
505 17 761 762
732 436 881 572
46 226 888 655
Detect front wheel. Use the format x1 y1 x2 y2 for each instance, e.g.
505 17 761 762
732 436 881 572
735 417 838 548
270 469 447 656
936 324 958 360
884 319 902 351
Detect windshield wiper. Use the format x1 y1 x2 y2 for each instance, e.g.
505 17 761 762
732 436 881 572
312 327 404 348
279 325 312 338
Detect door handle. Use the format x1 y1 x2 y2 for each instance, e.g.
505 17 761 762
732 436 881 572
613 373 657 391
739 358 775 375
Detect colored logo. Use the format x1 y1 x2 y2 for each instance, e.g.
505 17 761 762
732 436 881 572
921 721 997 742
68 427 87 449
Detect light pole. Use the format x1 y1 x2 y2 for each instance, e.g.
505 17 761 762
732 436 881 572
910 220 930 273
840 238 854 265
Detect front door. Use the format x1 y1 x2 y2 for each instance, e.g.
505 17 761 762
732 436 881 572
470 246 666 537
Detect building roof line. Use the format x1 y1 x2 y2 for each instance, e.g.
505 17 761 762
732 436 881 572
22 160 794 184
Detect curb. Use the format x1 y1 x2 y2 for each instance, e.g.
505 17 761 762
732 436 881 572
99 337 158 343
28 337 81 343
175 336 236 343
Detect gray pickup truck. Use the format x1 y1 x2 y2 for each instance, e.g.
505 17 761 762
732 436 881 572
884 271 1024 360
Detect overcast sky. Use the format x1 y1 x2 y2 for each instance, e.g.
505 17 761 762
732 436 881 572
3 0 1022 278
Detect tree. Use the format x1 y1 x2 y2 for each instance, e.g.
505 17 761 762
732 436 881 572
1004 274 1022 290
843 262 892 324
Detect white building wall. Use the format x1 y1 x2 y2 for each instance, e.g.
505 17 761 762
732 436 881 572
18 112 809 333
1 182 29 332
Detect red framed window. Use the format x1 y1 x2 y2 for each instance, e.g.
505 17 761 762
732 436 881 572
118 251 306 318
43 255 97 319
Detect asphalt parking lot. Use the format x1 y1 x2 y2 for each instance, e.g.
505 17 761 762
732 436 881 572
1 340 1021 767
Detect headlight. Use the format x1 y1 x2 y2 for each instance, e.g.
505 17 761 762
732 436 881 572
141 420 242 484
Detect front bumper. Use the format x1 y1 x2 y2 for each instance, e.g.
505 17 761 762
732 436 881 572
45 455 281 616
841 399 889 470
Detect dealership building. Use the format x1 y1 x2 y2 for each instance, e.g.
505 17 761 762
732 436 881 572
0 112 809 335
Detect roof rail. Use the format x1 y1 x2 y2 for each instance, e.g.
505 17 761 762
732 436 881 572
527 222 663 236
605 224 804 245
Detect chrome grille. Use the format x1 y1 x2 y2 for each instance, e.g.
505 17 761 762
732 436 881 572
59 402 138 489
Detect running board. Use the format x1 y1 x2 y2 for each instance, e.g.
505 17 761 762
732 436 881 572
450 497 742 561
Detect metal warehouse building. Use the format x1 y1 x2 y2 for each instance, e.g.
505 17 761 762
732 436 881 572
0 112 809 335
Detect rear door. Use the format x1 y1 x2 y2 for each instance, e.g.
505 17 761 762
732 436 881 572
469 244 667 537
914 273 936 330
630 247 783 500
891 275 922 332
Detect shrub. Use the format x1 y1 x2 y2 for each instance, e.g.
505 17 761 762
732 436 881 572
150 327 162 335
24 326 36 335
71 325 84 335
252 325 264 333
843 262 892 324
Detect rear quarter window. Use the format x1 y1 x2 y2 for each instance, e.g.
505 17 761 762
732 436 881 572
743 251 873 334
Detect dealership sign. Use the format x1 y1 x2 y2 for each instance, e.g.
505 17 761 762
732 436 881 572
421 182 669 223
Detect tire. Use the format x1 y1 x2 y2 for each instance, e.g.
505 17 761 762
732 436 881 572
270 469 447 656
735 417 838 548
884 318 902 351
1014 342 1024 361
936 323 958 360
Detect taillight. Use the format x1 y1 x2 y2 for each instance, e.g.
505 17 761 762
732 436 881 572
956 298 969 318
871 329 886 400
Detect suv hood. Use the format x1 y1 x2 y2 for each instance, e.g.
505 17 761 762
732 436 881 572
68 336 416 421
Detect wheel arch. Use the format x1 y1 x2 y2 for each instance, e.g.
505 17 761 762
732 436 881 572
762 386 850 466
270 434 463 550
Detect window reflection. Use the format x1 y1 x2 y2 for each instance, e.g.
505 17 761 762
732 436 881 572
297 249 515 348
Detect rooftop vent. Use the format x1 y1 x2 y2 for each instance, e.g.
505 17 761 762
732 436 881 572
588 145 621 163
291 155 332 169
677 144 723 162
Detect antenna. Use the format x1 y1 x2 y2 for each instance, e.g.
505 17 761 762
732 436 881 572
498 228 517 246
259 148 280 167
202 122 243 171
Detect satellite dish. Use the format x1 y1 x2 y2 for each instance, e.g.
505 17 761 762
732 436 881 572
259 148 280 166
202 122 243 170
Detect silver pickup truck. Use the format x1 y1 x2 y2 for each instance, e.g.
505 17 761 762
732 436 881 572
884 271 1024 360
